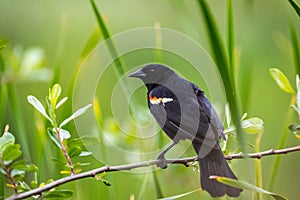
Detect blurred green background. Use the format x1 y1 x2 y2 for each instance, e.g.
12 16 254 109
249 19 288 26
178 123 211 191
1 0 300 199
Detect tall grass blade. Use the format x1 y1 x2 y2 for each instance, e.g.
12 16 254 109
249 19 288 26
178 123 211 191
290 24 300 75
7 85 31 160
51 15 68 86
89 0 127 77
197 0 246 153
63 27 102 118
137 173 150 200
288 0 300 18
152 170 163 199
227 0 234 78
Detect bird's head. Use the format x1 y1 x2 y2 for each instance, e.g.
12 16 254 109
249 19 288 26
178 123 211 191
129 64 176 84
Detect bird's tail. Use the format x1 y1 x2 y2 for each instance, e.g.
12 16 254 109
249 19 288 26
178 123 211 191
193 143 242 197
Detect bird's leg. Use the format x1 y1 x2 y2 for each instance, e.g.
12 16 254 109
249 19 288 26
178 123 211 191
156 142 177 169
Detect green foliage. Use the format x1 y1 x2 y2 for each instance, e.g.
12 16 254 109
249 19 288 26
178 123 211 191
0 125 37 194
27 84 95 176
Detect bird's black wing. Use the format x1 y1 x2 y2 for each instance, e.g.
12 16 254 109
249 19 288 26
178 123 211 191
148 82 224 146
189 82 225 141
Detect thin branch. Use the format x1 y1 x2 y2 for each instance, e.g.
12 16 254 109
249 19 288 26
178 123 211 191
7 145 300 200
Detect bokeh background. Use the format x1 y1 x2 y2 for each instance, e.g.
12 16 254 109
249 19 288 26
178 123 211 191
1 0 300 199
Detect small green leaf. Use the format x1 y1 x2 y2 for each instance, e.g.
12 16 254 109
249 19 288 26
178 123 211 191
56 97 68 109
240 113 248 121
210 176 287 200
27 95 52 122
2 144 22 161
51 158 67 165
11 169 25 181
0 132 15 154
59 104 92 128
18 181 31 192
10 160 37 171
67 146 82 158
47 128 61 149
68 136 100 147
44 190 73 199
79 151 92 157
269 68 295 94
288 124 300 139
241 117 264 134
0 167 6 175
49 84 62 109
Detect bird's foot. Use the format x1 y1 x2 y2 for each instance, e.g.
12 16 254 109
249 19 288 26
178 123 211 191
156 154 168 169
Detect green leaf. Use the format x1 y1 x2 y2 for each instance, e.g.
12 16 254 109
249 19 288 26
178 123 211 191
67 146 82 158
27 95 52 122
56 97 68 109
79 151 92 157
18 181 31 192
11 169 25 181
288 124 300 139
158 188 202 200
210 176 287 200
241 117 264 134
49 84 62 110
0 167 6 175
47 128 61 149
269 68 295 94
44 190 73 199
51 158 67 165
10 160 37 171
59 104 92 128
0 131 15 154
2 144 22 161
68 136 100 147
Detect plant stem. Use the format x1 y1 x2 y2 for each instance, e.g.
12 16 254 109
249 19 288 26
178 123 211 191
56 128 75 175
269 95 296 190
1 157 18 194
255 132 263 200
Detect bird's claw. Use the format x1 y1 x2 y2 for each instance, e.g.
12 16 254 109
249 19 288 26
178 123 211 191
156 155 168 169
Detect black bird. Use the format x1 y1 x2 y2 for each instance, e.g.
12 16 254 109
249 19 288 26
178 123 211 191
129 64 242 198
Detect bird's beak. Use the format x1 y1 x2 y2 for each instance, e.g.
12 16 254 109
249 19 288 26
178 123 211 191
128 69 146 78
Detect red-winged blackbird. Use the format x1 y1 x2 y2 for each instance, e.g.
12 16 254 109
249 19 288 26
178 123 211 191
129 64 242 198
